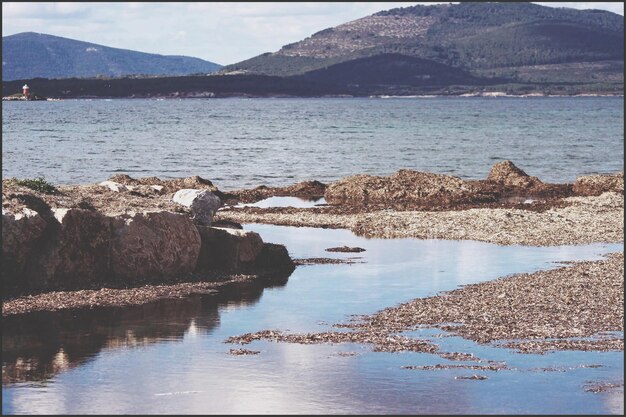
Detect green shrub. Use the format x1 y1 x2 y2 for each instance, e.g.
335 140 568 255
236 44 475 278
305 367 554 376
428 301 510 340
15 177 57 194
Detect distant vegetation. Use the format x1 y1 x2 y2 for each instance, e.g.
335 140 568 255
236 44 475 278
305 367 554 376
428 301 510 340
2 32 222 81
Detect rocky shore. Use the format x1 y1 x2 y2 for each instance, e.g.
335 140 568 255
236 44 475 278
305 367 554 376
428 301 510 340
218 160 624 354
3 159 623 355
227 252 624 354
217 161 624 246
2 176 295 308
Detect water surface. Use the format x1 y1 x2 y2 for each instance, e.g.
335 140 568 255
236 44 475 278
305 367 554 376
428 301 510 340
2 97 623 188
2 225 623 414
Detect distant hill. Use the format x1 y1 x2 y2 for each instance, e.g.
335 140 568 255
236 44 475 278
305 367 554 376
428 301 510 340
2 32 222 81
297 53 492 92
225 2 623 85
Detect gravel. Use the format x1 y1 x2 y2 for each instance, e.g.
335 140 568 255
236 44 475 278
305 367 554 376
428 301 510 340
217 192 623 246
224 253 623 354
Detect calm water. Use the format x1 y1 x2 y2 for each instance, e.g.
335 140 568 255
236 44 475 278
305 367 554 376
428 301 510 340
2 97 623 189
2 225 623 414
2 97 624 413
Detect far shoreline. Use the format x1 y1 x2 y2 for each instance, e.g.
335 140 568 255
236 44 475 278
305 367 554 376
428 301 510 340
3 92 625 101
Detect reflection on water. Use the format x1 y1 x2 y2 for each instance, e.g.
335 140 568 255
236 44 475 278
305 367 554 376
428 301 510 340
2 278 286 385
2 224 623 414
232 196 327 209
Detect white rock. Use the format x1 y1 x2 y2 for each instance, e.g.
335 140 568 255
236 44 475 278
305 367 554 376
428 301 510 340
99 180 128 192
172 189 221 225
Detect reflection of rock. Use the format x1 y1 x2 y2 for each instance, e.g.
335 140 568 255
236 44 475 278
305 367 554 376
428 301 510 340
2 272 286 384
110 211 201 281
173 189 222 225
573 172 624 196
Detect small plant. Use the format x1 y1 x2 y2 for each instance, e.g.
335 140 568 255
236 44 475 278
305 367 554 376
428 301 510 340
15 177 57 194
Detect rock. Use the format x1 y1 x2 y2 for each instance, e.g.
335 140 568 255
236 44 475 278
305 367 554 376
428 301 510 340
110 211 201 282
2 208 48 294
284 180 327 198
325 169 490 205
27 208 113 291
196 226 264 270
325 246 366 253
172 189 221 225
211 219 243 229
99 180 129 192
107 174 224 198
253 243 295 271
573 172 624 196
487 160 542 188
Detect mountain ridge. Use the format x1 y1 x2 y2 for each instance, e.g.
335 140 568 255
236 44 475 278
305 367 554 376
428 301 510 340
2 32 222 81
224 2 624 85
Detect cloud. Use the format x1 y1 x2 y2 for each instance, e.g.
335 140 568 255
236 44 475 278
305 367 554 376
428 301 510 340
535 2 624 15
2 2 623 65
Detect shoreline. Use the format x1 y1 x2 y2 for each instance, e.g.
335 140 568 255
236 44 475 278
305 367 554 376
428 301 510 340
227 252 624 354
2 272 288 317
216 192 624 247
3 166 623 344
3 93 624 101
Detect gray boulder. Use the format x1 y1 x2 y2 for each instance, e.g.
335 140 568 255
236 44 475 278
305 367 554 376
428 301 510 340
172 189 221 225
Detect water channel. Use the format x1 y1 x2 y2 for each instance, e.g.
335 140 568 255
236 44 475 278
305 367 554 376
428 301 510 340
2 224 623 414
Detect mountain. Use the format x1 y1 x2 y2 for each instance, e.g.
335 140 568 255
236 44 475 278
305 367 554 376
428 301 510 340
224 2 623 85
297 53 492 92
2 32 222 81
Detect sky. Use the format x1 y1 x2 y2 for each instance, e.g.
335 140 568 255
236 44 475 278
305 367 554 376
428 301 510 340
2 2 624 66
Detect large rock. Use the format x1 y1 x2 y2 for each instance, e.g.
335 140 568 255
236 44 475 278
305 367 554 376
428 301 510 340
172 189 221 225
573 172 624 196
487 160 542 188
2 208 48 294
110 211 201 282
196 226 264 270
253 243 295 271
325 169 492 205
26 208 113 292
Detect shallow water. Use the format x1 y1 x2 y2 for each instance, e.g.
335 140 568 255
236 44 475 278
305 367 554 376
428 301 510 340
2 225 623 414
2 97 623 188
231 196 327 209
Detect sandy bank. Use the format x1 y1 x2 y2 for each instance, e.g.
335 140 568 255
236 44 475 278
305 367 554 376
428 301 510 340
217 192 624 246
227 252 623 354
